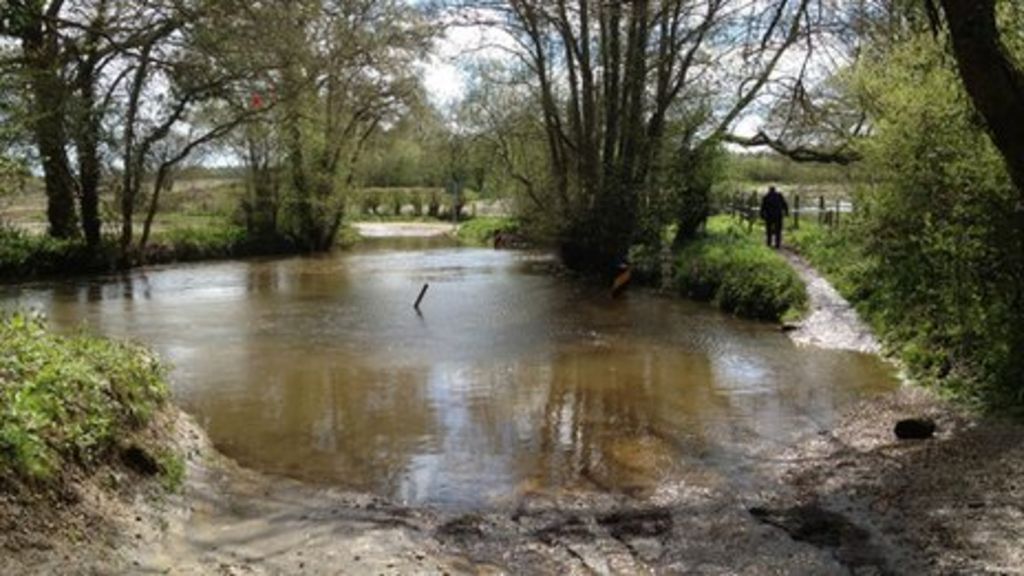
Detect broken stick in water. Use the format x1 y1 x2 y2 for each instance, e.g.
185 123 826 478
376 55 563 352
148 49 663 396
414 283 429 312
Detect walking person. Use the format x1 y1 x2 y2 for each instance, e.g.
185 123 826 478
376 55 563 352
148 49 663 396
760 186 789 249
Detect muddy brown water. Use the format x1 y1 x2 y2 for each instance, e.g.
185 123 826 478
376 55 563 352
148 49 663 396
1 237 898 508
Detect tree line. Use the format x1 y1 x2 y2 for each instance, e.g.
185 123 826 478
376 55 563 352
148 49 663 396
0 0 433 259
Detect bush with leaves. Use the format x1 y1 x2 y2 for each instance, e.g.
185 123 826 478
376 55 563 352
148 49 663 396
0 314 168 481
799 34 1024 406
675 217 807 321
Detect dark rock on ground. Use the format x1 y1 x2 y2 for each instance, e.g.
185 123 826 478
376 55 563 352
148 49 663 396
894 418 936 440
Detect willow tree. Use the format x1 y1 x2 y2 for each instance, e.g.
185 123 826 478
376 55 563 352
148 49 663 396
459 0 812 271
220 0 432 252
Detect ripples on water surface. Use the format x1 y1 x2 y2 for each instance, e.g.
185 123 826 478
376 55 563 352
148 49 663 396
1 236 897 507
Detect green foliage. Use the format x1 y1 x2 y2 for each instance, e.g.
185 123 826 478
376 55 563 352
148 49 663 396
160 224 248 261
722 152 858 185
351 188 450 221
674 217 807 321
788 33 1024 407
156 449 185 492
456 217 519 246
789 222 875 304
0 220 306 281
0 313 168 481
0 227 116 278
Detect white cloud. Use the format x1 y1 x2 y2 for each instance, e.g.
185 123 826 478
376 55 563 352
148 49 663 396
419 18 517 109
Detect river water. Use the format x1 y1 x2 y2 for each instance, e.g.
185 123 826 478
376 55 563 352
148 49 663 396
1 237 897 507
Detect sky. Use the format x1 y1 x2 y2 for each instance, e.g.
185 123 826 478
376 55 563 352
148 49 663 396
418 21 770 140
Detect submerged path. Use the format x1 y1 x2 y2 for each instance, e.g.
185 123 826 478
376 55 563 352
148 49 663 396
781 250 881 355
353 221 455 238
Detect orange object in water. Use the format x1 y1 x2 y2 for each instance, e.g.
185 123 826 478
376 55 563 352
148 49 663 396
611 267 632 298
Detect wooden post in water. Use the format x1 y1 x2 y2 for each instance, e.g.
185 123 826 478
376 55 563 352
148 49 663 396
818 195 825 225
793 194 800 230
414 283 429 312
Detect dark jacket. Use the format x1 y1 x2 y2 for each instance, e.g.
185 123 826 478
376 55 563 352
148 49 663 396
760 190 789 221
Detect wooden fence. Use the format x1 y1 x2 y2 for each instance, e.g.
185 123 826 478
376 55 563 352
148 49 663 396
727 191 854 231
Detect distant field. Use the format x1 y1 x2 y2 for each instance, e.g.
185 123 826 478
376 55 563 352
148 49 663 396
1 178 509 233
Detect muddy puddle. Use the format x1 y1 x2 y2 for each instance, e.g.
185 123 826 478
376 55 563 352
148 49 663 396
0 236 898 508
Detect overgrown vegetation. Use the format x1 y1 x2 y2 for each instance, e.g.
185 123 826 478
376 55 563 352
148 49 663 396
456 217 520 246
675 217 807 322
0 220 321 281
0 227 116 278
0 313 172 482
788 31 1024 409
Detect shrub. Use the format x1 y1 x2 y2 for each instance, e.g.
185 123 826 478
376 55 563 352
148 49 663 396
161 224 247 261
675 216 807 321
457 217 519 246
0 227 119 278
0 313 169 481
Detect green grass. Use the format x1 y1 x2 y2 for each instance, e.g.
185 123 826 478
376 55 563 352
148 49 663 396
674 216 807 321
0 227 119 278
155 222 248 261
788 220 875 304
0 313 171 482
456 216 519 246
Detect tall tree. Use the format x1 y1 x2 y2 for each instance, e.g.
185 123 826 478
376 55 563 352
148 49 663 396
255 0 432 251
2 1 79 238
936 0 1024 195
460 0 812 271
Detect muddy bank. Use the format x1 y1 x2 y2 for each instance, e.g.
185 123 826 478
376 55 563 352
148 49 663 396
5 392 1023 574
122 411 848 574
756 386 1024 574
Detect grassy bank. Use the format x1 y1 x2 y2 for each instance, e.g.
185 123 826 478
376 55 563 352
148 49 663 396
0 313 178 487
789 220 1023 410
674 216 807 322
0 221 363 282
456 216 520 246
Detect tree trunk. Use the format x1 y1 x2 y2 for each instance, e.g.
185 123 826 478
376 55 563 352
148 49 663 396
22 17 79 239
939 0 1024 195
76 63 103 247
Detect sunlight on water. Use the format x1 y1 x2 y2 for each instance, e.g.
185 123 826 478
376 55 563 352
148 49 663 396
1 237 897 507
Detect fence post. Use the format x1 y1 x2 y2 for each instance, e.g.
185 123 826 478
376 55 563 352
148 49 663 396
835 198 841 227
749 191 758 233
793 194 800 230
818 195 825 225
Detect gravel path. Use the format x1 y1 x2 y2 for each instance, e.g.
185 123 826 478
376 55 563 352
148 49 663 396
781 249 881 355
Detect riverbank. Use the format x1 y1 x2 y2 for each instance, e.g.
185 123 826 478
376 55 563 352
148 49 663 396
8 388 1020 574
0 222 365 283
4 231 1022 574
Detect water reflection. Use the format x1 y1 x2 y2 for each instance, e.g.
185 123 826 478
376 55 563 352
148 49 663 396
0 240 897 507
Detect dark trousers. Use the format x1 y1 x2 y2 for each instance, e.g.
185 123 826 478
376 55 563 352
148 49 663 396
765 218 783 248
